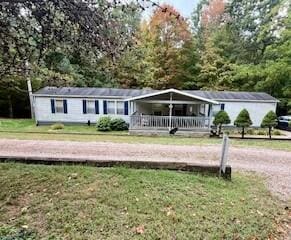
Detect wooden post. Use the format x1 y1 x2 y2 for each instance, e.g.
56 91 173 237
26 70 35 119
26 60 35 119
219 133 230 178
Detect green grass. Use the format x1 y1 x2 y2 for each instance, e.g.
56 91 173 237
1 118 291 151
0 163 284 239
0 118 128 135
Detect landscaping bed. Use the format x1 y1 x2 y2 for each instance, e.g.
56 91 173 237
0 163 288 239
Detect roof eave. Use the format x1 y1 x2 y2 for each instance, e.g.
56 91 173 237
125 88 219 104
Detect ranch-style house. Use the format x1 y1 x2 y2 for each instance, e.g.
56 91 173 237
32 87 279 135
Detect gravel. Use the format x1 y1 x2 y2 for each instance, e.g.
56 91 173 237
0 139 290 200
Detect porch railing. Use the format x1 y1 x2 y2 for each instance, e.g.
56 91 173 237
130 115 210 130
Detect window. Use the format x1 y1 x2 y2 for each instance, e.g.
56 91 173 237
199 104 205 115
107 101 115 114
117 101 124 115
56 100 64 113
51 99 67 114
87 100 95 114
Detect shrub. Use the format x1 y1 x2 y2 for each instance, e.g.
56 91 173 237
256 130 267 135
213 110 231 135
234 109 252 139
96 116 111 131
110 118 128 131
246 128 255 135
50 123 64 130
273 130 281 136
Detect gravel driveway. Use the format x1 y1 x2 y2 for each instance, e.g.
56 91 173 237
0 139 290 200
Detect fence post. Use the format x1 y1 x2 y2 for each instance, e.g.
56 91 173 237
219 133 231 179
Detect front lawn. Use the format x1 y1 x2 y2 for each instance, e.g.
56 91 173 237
0 118 291 151
0 118 128 135
0 163 285 239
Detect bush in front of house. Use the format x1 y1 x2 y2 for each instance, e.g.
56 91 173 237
256 130 267 135
234 109 252 139
110 118 129 131
246 128 255 135
96 116 111 131
261 110 278 139
50 123 65 130
213 110 231 136
273 130 281 136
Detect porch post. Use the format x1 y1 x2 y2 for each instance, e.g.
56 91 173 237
208 104 213 129
169 92 173 130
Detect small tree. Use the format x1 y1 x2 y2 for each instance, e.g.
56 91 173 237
213 110 231 135
234 109 252 139
261 111 277 139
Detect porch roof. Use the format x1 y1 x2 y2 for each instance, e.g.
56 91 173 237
125 89 219 104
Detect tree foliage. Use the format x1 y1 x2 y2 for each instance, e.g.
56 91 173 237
261 110 277 139
1 0 291 118
213 110 231 135
234 109 252 138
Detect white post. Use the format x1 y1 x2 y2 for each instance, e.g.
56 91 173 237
219 133 230 177
208 104 213 129
169 92 173 130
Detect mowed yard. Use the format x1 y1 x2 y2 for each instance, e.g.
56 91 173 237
0 119 290 239
0 119 291 151
0 163 289 239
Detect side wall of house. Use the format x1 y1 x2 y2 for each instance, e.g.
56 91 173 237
34 96 130 124
212 101 277 127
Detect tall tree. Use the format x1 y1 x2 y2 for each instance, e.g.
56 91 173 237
147 4 198 89
115 4 199 90
0 0 142 117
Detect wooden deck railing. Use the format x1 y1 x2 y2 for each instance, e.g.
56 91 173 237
130 115 210 130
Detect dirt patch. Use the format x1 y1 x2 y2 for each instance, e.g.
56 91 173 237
0 139 290 200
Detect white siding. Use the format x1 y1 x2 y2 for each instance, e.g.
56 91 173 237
34 96 277 127
34 96 129 124
213 101 277 127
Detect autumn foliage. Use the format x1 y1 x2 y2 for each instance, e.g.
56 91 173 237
201 0 226 28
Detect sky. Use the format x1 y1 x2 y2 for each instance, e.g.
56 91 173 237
158 0 199 18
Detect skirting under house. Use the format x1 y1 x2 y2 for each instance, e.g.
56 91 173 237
32 87 279 136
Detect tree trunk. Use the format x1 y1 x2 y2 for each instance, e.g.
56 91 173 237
218 124 222 136
269 127 272 139
242 127 245 139
8 94 13 118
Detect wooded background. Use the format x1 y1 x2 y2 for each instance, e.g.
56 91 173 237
0 0 290 118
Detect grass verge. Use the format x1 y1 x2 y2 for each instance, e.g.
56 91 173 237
0 163 286 239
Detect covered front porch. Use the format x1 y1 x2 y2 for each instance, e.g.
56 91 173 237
126 89 218 135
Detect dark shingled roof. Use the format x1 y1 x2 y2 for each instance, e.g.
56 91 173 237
33 87 278 102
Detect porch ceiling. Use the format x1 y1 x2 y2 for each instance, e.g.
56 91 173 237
126 89 219 104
